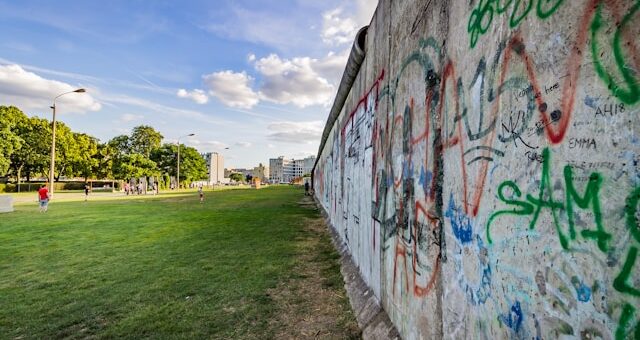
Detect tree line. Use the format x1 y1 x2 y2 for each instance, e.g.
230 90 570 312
0 106 208 186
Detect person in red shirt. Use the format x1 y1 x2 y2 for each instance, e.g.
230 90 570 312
38 184 50 212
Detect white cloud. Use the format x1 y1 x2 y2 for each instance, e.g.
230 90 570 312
312 49 350 85
354 0 378 27
321 8 358 45
193 1 376 110
321 1 376 46
190 139 229 152
267 120 323 144
200 50 347 110
119 113 143 123
177 88 209 104
0 64 101 113
235 141 252 148
203 70 260 109
101 93 231 126
254 54 335 107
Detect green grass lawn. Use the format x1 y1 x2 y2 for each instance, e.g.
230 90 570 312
0 186 329 339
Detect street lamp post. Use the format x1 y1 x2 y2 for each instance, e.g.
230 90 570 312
176 133 195 189
49 89 86 195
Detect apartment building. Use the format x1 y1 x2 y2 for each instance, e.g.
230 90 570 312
269 155 315 183
202 152 224 184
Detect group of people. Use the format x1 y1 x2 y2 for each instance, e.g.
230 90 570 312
35 180 214 212
123 182 159 195
36 182 317 212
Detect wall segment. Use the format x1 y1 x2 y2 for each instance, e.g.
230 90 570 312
314 0 639 339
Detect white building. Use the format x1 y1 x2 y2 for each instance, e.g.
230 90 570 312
269 155 315 183
203 152 224 184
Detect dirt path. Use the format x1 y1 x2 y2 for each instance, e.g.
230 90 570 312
267 195 360 339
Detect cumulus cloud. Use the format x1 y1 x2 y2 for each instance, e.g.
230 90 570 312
254 54 335 107
267 120 323 144
321 8 357 45
312 50 350 85
198 0 376 110
203 71 260 109
322 1 377 46
202 51 347 109
0 64 101 113
177 88 209 104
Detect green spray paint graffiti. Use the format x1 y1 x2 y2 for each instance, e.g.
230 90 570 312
485 147 611 251
467 0 566 49
487 156 640 338
615 303 640 340
469 1 639 105
590 1 640 105
614 187 640 297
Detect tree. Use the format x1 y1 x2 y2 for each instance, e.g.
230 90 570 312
229 173 244 183
151 143 208 183
113 153 158 180
0 106 26 176
175 145 207 183
70 133 98 181
92 143 115 179
10 117 51 182
108 135 130 155
130 125 163 158
52 122 77 180
150 143 178 176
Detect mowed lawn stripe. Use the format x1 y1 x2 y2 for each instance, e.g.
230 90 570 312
0 186 308 339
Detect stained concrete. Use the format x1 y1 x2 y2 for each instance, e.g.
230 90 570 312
315 195 400 340
313 0 640 339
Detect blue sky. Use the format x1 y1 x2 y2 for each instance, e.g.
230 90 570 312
0 0 377 168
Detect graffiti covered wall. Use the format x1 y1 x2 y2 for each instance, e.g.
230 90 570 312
313 0 639 339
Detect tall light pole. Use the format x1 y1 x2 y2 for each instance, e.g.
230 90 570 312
49 88 86 195
176 133 195 189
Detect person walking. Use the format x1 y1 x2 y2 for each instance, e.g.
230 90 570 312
84 184 90 201
198 185 204 203
304 181 310 196
38 184 50 212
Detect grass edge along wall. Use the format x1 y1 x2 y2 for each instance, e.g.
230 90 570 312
313 0 639 339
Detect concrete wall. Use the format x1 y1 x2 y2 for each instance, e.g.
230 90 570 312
313 1 639 339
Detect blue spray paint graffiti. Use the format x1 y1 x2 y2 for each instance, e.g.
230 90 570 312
446 194 473 244
499 301 524 333
402 159 414 179
584 95 598 109
571 276 592 302
418 166 433 194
